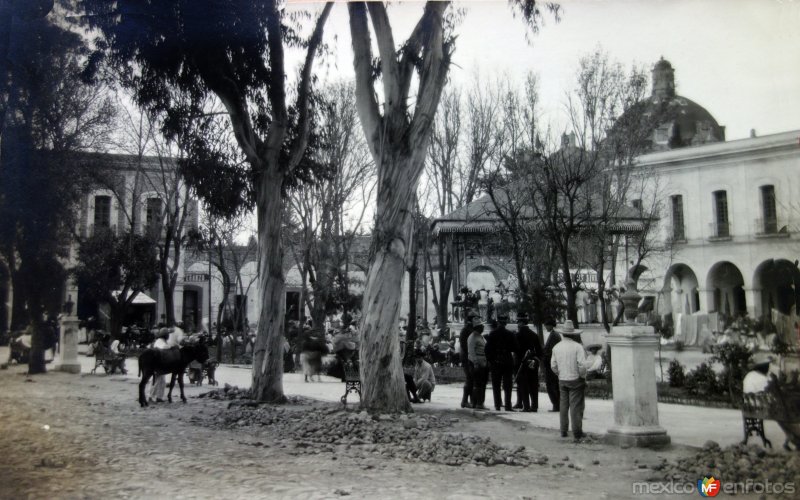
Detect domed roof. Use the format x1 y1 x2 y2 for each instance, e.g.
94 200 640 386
618 58 725 152
653 58 673 71
652 94 725 149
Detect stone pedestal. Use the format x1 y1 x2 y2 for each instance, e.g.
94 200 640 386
605 325 670 448
55 315 81 374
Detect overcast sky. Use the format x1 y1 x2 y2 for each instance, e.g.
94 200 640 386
297 0 800 141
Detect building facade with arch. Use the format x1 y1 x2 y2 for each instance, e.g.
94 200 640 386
642 130 800 335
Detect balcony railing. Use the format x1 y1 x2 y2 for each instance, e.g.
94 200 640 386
671 225 686 243
754 217 790 237
708 221 731 240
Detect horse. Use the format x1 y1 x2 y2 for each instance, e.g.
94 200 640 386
138 342 209 407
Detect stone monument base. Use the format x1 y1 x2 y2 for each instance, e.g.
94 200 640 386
55 362 82 374
605 425 671 448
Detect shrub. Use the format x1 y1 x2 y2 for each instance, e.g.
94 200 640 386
494 300 516 318
772 335 790 356
685 362 720 396
654 314 674 340
667 359 686 387
712 343 752 403
674 340 685 352
602 347 612 384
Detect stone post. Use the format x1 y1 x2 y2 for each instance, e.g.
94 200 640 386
605 324 670 447
55 315 81 374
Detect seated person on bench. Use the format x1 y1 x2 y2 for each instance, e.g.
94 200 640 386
108 337 127 374
584 345 605 379
413 356 436 402
744 353 800 450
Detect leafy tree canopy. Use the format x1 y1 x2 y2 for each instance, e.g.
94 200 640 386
78 0 330 218
73 229 159 305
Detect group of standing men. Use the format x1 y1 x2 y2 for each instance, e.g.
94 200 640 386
459 313 589 441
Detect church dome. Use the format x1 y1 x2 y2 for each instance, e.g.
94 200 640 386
621 58 725 151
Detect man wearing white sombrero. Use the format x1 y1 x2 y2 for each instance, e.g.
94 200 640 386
550 320 588 441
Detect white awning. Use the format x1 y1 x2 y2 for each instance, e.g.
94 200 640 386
112 290 156 305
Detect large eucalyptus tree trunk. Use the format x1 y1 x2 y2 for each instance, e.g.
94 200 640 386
251 173 286 403
348 1 450 412
358 156 417 412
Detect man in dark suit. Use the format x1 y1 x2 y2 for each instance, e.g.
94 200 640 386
514 313 543 412
485 315 517 411
543 318 561 412
459 313 478 408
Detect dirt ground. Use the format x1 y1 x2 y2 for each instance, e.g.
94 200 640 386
0 363 750 500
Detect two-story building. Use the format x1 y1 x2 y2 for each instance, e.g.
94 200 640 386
67 152 199 330
641 130 800 341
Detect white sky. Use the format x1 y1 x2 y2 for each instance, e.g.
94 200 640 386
298 0 800 140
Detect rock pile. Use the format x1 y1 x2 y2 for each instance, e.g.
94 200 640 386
199 384 251 400
651 440 800 485
194 389 544 467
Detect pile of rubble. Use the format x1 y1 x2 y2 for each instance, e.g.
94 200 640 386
194 387 544 467
198 384 251 400
650 440 800 485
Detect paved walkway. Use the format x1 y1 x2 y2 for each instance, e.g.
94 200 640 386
41 347 786 449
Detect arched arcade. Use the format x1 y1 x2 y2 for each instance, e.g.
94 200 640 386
662 263 700 316
705 261 747 317
752 258 800 317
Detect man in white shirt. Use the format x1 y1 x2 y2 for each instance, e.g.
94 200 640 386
550 320 588 440
413 357 436 402
742 356 771 394
167 325 185 348
149 328 170 403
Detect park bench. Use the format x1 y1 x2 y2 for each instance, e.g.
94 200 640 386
741 390 800 450
90 344 127 375
340 360 362 405
187 359 219 386
741 392 774 448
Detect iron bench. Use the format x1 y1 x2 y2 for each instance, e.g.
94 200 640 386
742 390 800 450
187 359 219 386
340 360 362 405
741 392 774 448
90 344 127 375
